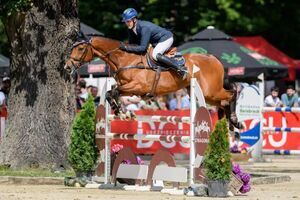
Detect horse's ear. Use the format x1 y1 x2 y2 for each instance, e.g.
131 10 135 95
77 31 89 41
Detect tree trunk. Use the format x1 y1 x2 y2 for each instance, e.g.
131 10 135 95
0 1 79 169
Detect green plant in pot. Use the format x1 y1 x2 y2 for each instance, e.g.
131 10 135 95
68 94 97 181
203 118 231 197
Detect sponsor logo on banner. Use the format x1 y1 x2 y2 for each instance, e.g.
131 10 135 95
88 64 106 73
194 107 212 156
95 105 106 135
228 67 245 75
236 84 261 122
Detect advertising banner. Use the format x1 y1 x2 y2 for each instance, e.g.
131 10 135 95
110 110 300 154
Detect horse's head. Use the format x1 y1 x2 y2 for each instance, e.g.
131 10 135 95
64 40 94 73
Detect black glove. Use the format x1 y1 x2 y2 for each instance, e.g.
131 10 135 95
119 42 127 51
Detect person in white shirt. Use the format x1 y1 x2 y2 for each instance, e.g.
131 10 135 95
264 87 282 107
120 95 141 111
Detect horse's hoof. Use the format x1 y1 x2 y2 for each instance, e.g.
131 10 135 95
236 122 245 130
119 112 127 120
130 112 136 120
114 110 120 116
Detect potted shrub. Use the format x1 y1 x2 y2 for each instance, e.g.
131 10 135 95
68 94 97 179
203 118 231 197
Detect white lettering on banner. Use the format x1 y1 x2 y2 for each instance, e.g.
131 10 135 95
136 121 188 149
268 117 288 147
195 138 209 143
137 121 154 148
239 119 260 149
236 85 261 122
159 122 176 148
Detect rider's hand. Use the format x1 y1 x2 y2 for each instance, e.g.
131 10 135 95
119 42 127 51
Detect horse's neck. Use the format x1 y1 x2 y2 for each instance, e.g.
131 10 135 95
92 37 144 70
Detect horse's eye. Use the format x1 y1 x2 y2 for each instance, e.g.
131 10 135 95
78 47 84 51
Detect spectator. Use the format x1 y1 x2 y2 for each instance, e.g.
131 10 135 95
152 96 168 110
87 85 93 94
139 96 168 110
0 76 11 105
120 95 141 111
168 89 190 110
75 85 84 110
78 79 88 100
281 85 298 107
264 87 282 107
91 86 100 106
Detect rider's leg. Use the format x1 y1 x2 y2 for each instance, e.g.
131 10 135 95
152 37 173 61
153 37 187 80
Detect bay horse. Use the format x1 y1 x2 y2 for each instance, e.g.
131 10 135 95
64 36 241 129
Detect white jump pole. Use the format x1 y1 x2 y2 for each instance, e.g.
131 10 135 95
252 73 264 161
189 78 196 185
104 78 112 184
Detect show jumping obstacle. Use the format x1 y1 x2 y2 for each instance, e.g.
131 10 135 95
262 107 300 133
95 77 213 190
261 106 300 155
251 76 300 159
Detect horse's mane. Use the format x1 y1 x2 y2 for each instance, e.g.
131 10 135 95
91 36 121 45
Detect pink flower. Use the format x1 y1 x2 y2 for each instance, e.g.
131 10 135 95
137 156 144 165
111 144 124 153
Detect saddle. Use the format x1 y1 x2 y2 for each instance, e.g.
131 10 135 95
142 46 186 98
145 46 185 71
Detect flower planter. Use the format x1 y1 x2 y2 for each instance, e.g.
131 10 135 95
207 180 229 197
230 153 251 162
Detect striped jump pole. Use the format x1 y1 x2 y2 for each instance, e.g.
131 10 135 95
96 133 190 143
262 149 300 155
263 107 300 113
107 114 190 123
263 127 300 133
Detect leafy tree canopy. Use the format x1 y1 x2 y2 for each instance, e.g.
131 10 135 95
1 0 300 58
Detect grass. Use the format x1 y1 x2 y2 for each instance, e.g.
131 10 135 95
0 165 75 177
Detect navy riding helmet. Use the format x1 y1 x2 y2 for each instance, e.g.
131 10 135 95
122 8 138 22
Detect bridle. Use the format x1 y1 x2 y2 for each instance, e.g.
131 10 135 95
68 39 120 75
69 41 90 71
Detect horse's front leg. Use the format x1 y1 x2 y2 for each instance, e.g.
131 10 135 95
105 89 122 115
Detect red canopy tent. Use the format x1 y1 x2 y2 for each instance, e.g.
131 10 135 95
234 36 298 81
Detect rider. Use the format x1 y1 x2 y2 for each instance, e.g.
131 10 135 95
119 8 188 80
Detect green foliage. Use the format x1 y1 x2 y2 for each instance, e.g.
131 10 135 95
0 0 33 17
0 20 8 56
204 118 231 181
68 95 97 173
1 0 300 57
0 165 75 177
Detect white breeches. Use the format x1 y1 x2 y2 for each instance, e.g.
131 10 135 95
152 37 174 61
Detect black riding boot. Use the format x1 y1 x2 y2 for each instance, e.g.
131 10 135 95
156 53 188 80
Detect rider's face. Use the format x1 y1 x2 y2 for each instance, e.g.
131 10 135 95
125 19 135 29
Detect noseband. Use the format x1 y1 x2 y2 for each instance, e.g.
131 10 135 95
69 41 90 69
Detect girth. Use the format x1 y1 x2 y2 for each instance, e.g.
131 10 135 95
114 65 162 98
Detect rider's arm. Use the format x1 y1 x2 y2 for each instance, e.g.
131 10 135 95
128 31 137 44
125 27 151 53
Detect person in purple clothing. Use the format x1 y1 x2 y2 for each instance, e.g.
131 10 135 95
120 8 187 80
